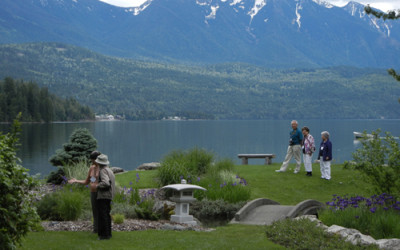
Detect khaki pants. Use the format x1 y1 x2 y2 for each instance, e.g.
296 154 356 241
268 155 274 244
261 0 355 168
280 145 302 172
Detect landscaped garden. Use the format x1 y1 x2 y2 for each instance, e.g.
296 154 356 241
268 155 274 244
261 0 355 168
1 124 398 250
17 161 391 250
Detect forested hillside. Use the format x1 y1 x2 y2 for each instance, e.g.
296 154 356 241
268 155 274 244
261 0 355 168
0 43 399 120
0 77 94 122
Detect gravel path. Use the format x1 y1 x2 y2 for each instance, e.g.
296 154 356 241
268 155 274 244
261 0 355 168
41 219 214 232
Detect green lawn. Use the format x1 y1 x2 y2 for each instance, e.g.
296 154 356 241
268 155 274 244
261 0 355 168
19 224 283 250
20 163 373 249
116 163 372 205
234 163 372 205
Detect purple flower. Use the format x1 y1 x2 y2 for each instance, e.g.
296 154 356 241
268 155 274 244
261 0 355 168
129 181 133 186
232 182 237 186
197 177 201 182
370 207 377 213
355 215 360 219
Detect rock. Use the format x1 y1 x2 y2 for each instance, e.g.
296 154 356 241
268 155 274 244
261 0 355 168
111 167 125 174
137 162 161 171
327 225 359 235
376 239 400 250
174 225 186 231
160 223 176 230
153 199 175 215
346 233 376 246
294 215 328 230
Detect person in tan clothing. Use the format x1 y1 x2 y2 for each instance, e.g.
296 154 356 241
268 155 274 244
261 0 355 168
68 151 101 233
95 154 115 240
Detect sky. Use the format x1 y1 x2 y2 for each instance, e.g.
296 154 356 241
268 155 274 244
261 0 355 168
98 0 400 11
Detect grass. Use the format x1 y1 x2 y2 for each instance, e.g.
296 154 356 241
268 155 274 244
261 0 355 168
115 163 372 205
19 224 283 250
234 163 372 205
115 171 158 189
21 163 375 249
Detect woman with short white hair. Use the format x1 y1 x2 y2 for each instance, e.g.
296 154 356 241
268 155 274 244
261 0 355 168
318 131 332 180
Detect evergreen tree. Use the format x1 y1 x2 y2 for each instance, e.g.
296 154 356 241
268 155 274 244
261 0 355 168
0 77 94 122
49 128 97 166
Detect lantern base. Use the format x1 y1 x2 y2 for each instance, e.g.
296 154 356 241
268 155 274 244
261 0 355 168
170 215 197 225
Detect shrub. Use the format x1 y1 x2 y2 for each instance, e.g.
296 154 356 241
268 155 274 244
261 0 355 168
345 130 400 197
111 203 137 219
36 185 88 221
135 189 160 221
194 174 250 203
49 128 97 167
158 148 214 186
190 199 246 222
0 116 40 249
265 218 378 250
36 192 62 220
46 168 66 185
112 214 125 224
57 188 85 221
319 194 400 239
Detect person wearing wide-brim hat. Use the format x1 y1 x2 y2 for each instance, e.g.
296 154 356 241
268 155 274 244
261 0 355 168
95 154 115 240
68 150 101 233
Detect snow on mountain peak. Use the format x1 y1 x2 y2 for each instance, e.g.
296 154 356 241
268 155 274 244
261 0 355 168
294 1 303 29
343 1 392 37
312 0 333 9
205 5 220 21
248 0 267 24
125 0 153 15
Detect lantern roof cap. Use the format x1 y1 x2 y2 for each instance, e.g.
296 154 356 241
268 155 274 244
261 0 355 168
161 179 206 191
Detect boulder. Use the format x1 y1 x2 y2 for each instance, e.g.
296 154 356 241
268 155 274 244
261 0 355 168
111 167 125 174
137 162 161 171
376 239 400 250
346 233 376 246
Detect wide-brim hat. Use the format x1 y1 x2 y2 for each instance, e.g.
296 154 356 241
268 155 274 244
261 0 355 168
95 154 110 166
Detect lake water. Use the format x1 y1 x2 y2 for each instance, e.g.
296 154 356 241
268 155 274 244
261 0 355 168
0 119 399 176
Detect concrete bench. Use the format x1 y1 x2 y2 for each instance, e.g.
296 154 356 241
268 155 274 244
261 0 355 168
238 154 276 165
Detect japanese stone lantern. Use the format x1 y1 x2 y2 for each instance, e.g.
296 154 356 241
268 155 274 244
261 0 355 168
161 179 206 225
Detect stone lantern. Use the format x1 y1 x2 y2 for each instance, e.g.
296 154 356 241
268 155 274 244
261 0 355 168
161 179 206 225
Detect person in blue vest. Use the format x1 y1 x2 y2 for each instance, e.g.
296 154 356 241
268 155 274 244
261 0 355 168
276 120 303 173
318 131 332 180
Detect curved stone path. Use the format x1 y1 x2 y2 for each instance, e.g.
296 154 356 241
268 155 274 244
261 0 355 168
230 198 324 225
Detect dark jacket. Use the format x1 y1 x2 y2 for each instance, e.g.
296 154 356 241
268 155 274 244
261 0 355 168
318 139 332 161
97 166 115 200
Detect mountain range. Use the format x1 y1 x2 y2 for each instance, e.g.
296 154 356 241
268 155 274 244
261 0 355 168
1 0 399 67
1 43 399 119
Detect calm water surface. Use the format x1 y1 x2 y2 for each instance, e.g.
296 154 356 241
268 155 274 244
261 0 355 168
0 120 399 175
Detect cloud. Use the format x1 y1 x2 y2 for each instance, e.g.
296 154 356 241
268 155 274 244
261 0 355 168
98 0 145 7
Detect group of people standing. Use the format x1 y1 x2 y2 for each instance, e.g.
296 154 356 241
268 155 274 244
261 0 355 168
68 152 115 240
275 120 333 180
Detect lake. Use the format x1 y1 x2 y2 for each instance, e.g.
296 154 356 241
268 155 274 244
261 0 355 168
0 119 399 176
